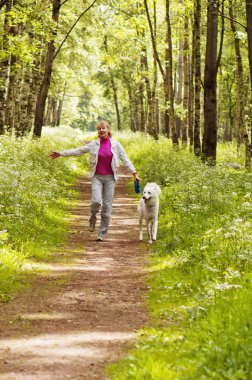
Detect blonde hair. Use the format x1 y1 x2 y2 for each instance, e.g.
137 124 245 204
96 120 112 137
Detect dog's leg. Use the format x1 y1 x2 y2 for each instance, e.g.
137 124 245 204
139 214 143 241
152 220 158 241
147 221 152 244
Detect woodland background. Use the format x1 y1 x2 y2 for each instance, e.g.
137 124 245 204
1 1 252 378
1 0 252 164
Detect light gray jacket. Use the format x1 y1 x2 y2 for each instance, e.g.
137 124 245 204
60 139 136 182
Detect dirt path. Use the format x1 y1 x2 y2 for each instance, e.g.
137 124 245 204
0 171 148 380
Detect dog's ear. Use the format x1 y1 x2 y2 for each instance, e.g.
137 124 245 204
154 184 161 195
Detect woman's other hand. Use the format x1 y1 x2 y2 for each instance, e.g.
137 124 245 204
133 172 140 181
49 151 60 160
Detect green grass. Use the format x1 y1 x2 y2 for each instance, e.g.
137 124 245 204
107 135 252 380
0 126 89 301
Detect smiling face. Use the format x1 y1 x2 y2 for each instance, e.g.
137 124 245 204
142 183 161 204
142 187 155 204
97 121 110 138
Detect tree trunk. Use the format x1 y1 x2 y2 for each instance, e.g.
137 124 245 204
56 82 66 126
139 54 146 132
134 95 140 132
188 50 194 149
156 97 160 134
166 0 178 145
229 0 245 147
0 0 12 133
182 15 189 147
150 0 158 140
44 95 52 126
244 133 251 171
18 63 32 135
174 39 183 139
18 28 37 134
27 47 46 133
194 0 201 156
164 48 170 137
13 63 24 133
175 39 183 105
110 73 121 131
5 54 17 130
246 0 252 88
142 49 151 133
202 0 219 164
129 87 137 132
33 0 61 137
122 71 137 132
51 97 58 127
245 0 252 170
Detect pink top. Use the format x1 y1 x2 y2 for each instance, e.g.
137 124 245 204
95 137 114 175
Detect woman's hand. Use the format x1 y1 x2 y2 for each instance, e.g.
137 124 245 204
133 172 140 181
49 151 60 160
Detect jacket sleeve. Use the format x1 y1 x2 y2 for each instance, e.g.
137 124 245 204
59 141 92 157
117 142 136 173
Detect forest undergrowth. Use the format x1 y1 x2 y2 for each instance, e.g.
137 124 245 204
1 127 252 379
107 133 252 380
0 126 89 301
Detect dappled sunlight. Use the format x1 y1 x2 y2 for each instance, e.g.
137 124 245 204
115 197 138 202
110 218 138 226
108 229 132 235
19 312 73 321
112 203 136 207
0 331 135 364
113 219 138 226
148 257 179 272
23 260 114 272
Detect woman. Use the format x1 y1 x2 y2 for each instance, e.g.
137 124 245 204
49 120 140 241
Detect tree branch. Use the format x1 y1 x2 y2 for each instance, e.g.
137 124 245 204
54 0 98 60
108 4 134 18
217 10 246 30
60 0 70 7
144 0 165 78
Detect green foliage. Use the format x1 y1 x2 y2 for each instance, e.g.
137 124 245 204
0 126 88 301
107 134 252 380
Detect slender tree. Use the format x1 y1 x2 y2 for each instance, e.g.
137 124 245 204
143 0 159 139
166 0 178 145
0 0 12 133
229 0 245 146
33 0 61 137
202 0 219 163
245 0 252 168
182 15 189 147
194 0 201 156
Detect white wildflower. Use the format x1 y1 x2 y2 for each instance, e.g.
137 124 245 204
242 202 251 209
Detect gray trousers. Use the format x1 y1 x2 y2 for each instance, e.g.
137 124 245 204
89 174 116 235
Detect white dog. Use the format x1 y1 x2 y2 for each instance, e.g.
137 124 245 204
138 182 161 244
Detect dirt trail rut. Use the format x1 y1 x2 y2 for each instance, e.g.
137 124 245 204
0 171 148 380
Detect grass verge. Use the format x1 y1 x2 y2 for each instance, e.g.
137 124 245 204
0 126 89 301
107 134 252 380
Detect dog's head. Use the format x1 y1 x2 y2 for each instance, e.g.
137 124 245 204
142 182 161 204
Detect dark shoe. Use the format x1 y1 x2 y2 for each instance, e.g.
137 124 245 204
89 223 95 232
